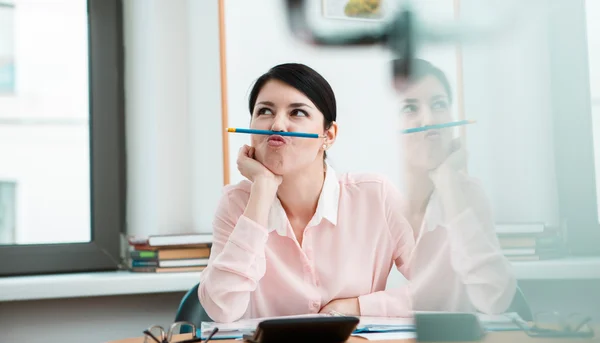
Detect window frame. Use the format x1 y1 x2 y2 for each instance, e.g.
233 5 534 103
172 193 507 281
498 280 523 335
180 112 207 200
0 0 125 276
548 0 600 255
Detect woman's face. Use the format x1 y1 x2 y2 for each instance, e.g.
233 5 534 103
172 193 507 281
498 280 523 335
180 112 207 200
396 75 454 171
250 79 336 176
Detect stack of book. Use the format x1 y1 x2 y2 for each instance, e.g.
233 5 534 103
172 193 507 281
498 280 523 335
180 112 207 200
126 233 212 273
496 223 566 262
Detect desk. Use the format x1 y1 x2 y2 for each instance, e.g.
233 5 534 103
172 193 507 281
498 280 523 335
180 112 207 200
108 331 600 343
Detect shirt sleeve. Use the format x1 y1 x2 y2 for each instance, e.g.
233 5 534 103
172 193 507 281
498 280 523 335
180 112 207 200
198 188 270 323
444 177 517 314
358 177 416 317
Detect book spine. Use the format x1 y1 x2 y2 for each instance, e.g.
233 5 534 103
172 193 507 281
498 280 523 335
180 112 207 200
130 251 158 260
132 260 158 267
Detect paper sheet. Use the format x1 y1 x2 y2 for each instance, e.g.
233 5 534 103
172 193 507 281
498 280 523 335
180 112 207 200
353 331 417 340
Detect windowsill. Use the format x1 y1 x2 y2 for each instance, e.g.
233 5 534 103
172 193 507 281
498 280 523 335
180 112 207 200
510 256 600 280
0 269 201 302
1 257 599 302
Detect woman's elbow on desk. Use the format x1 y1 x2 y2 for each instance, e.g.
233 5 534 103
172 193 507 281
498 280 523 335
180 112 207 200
470 271 518 315
198 280 248 323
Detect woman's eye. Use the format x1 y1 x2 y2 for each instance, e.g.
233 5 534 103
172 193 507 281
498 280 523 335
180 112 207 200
401 104 418 114
291 109 308 117
431 100 449 111
257 108 273 116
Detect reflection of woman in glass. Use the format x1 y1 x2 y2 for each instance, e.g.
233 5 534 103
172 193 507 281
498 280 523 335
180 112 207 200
393 59 517 314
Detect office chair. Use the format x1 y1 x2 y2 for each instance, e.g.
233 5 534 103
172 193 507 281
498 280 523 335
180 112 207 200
174 283 213 334
507 286 534 321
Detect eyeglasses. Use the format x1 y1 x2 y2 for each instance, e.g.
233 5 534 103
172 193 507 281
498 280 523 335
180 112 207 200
512 311 595 338
143 321 219 343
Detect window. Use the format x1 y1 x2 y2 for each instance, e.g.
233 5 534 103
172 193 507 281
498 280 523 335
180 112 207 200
586 0 600 221
0 0 124 276
0 2 15 93
547 0 600 254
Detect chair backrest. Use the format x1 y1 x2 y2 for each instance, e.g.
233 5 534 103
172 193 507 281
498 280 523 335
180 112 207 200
174 283 213 334
507 286 534 321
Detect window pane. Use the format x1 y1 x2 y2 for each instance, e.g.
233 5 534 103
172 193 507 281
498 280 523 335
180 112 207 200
586 0 600 222
586 0 599 100
0 0 90 245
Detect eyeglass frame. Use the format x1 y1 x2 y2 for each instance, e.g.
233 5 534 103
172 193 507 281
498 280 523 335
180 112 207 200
512 311 595 338
143 321 218 343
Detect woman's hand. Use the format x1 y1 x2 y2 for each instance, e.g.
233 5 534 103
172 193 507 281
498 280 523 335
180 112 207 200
238 145 282 226
429 138 468 218
319 297 361 316
237 145 282 186
428 138 467 188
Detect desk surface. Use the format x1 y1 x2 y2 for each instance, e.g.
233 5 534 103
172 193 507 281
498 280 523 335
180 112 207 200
108 331 600 343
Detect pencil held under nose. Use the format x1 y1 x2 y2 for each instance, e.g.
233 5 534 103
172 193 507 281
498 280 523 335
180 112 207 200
226 127 326 139
401 120 476 134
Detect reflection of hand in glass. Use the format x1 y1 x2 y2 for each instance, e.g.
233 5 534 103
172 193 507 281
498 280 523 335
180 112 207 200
428 137 469 219
429 138 467 182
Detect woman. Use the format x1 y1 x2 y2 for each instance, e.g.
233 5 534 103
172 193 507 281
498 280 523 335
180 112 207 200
198 63 415 323
393 58 517 314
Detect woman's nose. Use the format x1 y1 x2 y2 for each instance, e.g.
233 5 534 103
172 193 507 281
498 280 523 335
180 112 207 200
270 113 288 132
421 107 435 126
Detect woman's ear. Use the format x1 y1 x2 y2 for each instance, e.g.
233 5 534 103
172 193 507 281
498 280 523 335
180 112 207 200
323 121 338 149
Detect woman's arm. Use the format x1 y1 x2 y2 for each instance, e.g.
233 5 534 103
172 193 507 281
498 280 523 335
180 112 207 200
435 167 517 314
356 178 416 317
198 177 278 323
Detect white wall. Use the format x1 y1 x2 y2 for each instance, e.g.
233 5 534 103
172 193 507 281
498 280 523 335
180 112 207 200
124 0 224 237
460 0 600 225
448 0 561 225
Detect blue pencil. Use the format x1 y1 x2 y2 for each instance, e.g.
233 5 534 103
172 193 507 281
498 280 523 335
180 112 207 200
227 128 323 139
401 120 476 134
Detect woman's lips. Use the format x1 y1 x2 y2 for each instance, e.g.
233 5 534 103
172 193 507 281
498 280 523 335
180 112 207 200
425 130 441 140
267 135 287 147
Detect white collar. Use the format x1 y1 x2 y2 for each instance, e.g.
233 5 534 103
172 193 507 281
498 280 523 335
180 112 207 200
267 163 340 236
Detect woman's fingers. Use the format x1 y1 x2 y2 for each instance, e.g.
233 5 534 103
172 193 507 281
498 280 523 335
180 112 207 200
238 145 252 159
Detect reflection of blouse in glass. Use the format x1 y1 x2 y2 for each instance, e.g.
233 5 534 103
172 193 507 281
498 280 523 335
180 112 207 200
409 175 517 315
